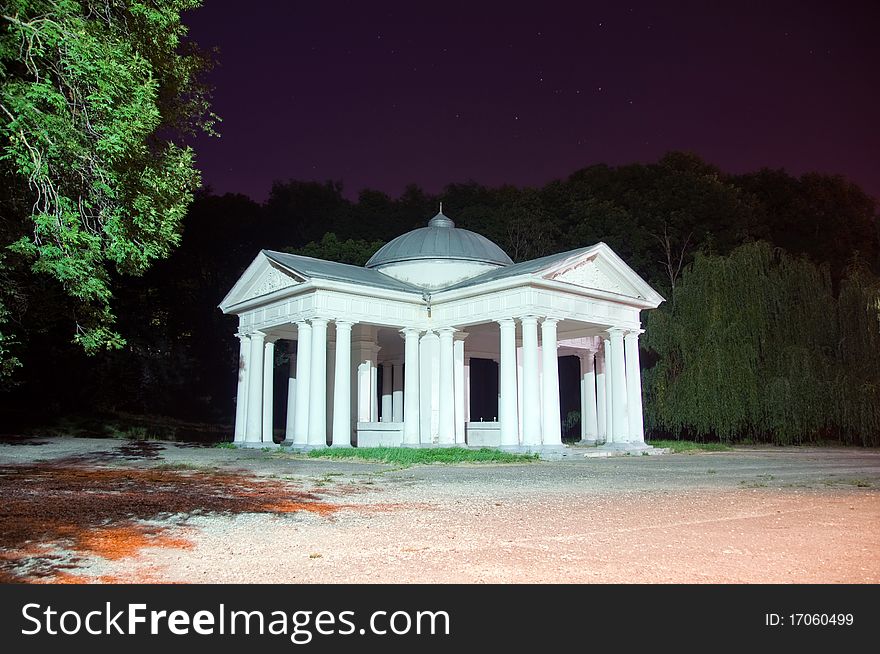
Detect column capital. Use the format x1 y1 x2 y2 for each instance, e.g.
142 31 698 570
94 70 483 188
605 326 626 336
310 316 329 326
624 328 645 339
437 327 457 337
400 326 422 337
250 330 267 341
334 319 354 330
519 315 539 325
453 331 469 341
540 316 560 326
497 318 516 329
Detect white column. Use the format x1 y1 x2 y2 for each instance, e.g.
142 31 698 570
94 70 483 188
520 316 542 447
437 328 455 445
463 357 471 423
453 338 466 444
307 318 328 446
596 349 607 443
582 352 599 442
381 363 393 422
332 320 353 447
351 331 375 425
392 363 404 421
292 322 311 445
516 346 524 439
602 336 614 443
284 348 296 441
608 328 628 443
541 318 562 446
579 355 587 440
233 334 249 442
370 363 379 422
325 332 335 440
625 330 646 443
402 328 421 445
498 319 519 447
357 361 370 422
419 331 436 443
245 331 265 442
262 339 275 443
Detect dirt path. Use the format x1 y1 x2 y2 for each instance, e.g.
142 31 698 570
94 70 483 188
1 437 878 583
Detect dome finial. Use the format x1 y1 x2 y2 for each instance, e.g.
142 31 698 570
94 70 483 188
428 204 455 228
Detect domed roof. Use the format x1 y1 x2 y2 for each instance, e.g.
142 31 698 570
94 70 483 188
366 209 513 268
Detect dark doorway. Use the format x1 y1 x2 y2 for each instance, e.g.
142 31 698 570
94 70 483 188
558 355 581 441
469 358 499 422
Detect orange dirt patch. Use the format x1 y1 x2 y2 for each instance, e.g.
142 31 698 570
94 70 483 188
0 463 339 582
75 525 194 560
262 499 340 516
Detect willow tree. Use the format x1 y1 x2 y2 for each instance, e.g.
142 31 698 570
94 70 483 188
833 267 880 444
644 241 880 445
0 0 215 378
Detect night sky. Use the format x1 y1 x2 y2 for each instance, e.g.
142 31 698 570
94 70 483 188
183 1 880 202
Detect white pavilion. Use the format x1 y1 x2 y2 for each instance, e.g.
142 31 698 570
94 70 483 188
219 209 664 452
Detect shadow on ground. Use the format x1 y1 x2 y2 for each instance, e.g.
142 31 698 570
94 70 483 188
0 462 338 583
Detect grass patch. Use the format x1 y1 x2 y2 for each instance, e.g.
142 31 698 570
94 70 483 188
306 446 539 466
648 440 733 454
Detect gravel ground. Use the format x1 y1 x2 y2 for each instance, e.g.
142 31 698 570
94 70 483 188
1 436 878 583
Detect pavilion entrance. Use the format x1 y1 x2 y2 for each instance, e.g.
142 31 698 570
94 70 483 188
468 357 499 422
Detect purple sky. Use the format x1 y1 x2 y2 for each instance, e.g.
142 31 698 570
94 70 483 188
183 1 880 202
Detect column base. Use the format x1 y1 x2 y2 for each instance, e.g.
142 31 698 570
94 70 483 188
330 441 353 448
595 441 655 453
237 440 282 449
280 442 327 452
281 439 309 448
577 438 599 446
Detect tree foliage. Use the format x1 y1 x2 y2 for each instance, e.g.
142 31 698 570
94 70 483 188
286 232 385 267
2 151 878 447
0 0 214 374
644 242 880 445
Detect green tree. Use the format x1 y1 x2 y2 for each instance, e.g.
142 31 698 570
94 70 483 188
732 169 880 279
644 241 880 445
0 0 215 378
286 232 385 267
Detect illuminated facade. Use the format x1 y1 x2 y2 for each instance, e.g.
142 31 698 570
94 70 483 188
220 209 664 452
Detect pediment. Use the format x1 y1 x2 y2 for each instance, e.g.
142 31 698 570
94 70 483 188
548 258 627 294
247 264 301 299
219 253 306 313
538 244 664 306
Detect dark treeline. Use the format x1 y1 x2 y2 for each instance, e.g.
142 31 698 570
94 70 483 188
3 152 879 443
